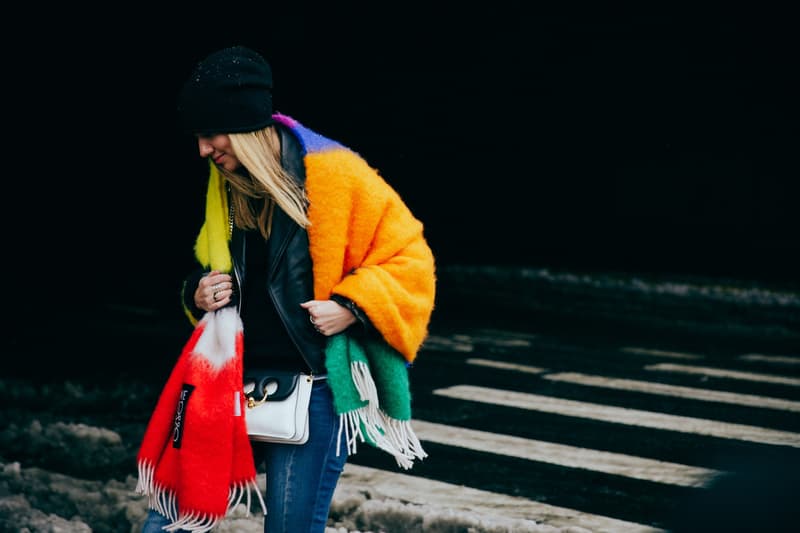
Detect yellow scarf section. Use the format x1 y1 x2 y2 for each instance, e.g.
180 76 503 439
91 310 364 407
194 151 436 363
194 161 232 274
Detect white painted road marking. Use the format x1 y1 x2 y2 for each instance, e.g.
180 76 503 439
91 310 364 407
421 334 474 352
433 385 800 448
422 330 537 353
544 372 800 412
338 463 666 533
621 347 703 360
412 419 721 487
739 353 800 365
467 358 547 374
645 363 800 386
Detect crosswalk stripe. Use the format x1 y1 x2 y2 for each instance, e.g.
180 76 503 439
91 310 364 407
412 419 720 487
621 347 703 360
464 331 536 347
340 463 665 533
739 353 800 365
421 334 474 352
645 363 800 386
474 328 539 341
433 385 800 448
467 358 547 374
544 372 800 412
422 331 538 353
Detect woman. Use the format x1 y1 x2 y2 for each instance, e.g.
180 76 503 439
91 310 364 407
136 45 436 532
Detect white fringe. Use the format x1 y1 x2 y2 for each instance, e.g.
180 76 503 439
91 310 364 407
164 511 218 533
136 461 267 531
135 460 154 495
338 361 428 470
351 359 380 403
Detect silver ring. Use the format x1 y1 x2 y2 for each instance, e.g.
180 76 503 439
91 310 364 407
309 315 315 325
213 291 220 302
212 283 222 290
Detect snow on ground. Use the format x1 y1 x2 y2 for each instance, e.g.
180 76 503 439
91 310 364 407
0 413 610 532
0 458 590 533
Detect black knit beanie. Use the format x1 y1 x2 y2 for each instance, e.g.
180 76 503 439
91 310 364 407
178 45 275 134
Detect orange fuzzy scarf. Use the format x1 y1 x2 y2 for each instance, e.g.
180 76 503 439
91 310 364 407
135 308 265 531
301 135 436 363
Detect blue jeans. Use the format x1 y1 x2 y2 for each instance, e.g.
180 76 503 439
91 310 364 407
141 379 347 533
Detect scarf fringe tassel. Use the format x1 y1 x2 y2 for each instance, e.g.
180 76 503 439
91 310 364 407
336 361 428 470
136 460 267 531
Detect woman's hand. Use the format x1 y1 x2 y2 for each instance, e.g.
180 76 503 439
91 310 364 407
195 270 234 312
300 299 357 336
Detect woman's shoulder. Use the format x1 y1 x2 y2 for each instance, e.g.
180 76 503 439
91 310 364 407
280 114 393 193
307 147 391 197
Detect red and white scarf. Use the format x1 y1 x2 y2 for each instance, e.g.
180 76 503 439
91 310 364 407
135 307 265 531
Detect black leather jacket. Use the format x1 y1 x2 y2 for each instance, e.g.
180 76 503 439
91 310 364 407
182 124 327 373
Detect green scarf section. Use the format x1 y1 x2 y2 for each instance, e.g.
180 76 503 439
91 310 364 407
324 333 427 469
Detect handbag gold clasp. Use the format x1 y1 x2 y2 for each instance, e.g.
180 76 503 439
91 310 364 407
244 372 313 409
247 391 270 409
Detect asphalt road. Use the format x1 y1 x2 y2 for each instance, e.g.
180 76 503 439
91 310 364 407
343 296 800 532
5 267 800 532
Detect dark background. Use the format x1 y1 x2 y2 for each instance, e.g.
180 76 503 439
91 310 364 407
8 4 799 314
3 9 798 530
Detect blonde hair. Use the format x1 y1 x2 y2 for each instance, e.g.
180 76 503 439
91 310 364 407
218 126 310 238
